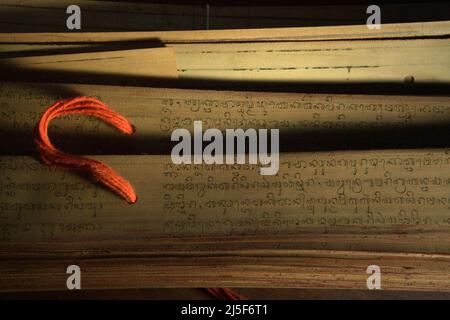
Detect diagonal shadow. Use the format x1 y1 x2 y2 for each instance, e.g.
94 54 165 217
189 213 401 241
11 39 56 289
0 46 449 156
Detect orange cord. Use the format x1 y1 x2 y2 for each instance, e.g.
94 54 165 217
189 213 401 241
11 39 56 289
206 288 246 300
36 97 246 299
34 96 137 204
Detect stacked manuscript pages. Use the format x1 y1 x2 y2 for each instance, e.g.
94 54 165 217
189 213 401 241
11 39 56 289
0 20 449 292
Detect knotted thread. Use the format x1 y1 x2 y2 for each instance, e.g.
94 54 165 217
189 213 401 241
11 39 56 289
34 96 137 204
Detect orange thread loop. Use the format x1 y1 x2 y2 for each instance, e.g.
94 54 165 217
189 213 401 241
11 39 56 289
34 97 137 204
